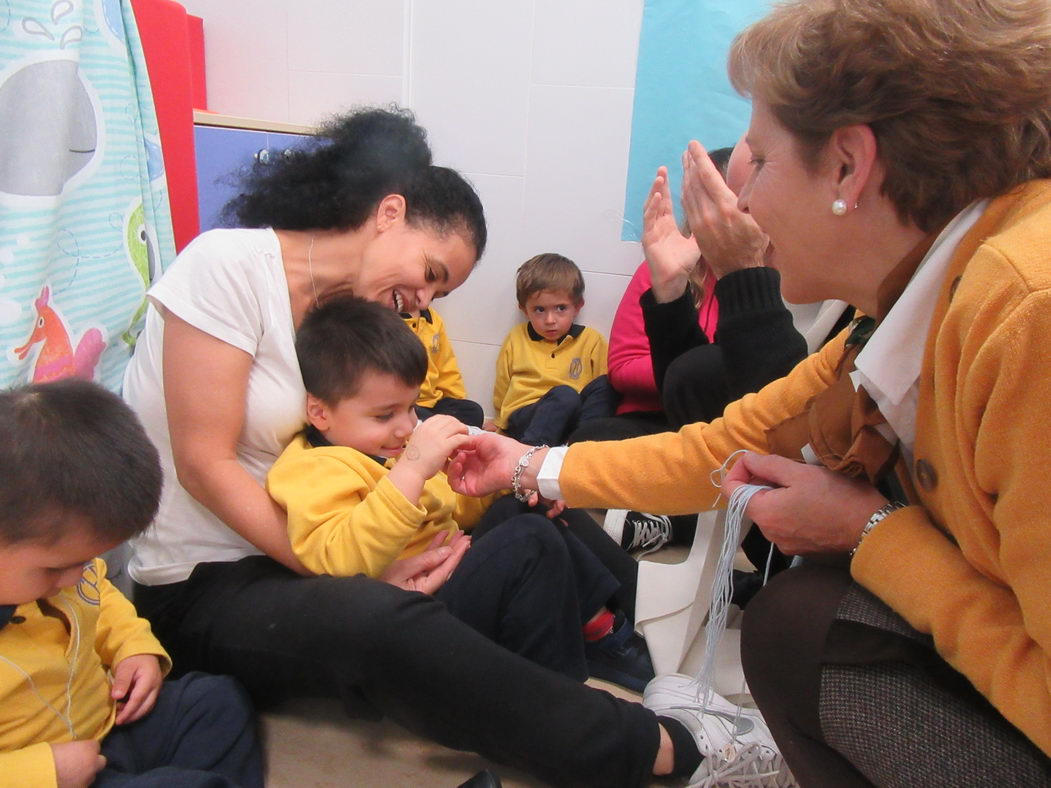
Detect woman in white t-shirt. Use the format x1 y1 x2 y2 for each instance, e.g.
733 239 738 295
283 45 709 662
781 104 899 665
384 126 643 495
124 107 707 786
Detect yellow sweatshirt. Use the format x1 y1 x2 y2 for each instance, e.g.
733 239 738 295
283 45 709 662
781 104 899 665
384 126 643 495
403 308 467 408
0 559 171 788
493 323 608 429
559 181 1051 757
268 433 491 577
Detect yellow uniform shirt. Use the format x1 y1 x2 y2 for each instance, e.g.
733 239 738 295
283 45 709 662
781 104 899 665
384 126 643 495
0 559 170 788
493 323 608 429
402 308 467 408
268 432 491 577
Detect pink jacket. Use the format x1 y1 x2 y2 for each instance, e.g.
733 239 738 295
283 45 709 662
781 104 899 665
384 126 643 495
607 262 718 414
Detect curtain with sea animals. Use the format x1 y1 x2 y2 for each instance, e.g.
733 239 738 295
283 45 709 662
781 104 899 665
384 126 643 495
0 0 175 391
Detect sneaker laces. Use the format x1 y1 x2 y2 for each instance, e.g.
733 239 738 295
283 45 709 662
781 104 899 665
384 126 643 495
625 512 672 556
694 741 791 788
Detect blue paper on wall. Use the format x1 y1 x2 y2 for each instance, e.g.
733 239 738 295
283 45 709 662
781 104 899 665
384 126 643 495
622 0 769 241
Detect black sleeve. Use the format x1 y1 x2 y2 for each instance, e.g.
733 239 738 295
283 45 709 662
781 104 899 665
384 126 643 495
712 266 807 401
640 285 709 392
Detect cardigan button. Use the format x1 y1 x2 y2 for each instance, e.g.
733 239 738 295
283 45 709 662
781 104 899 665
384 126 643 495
948 275 962 302
915 458 938 491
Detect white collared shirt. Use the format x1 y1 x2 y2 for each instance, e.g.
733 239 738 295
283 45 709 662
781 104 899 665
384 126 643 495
849 200 987 458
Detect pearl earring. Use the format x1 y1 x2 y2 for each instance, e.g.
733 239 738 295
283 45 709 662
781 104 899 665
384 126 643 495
831 199 848 216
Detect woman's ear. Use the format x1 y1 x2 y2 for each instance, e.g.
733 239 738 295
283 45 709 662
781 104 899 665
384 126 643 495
827 124 878 211
305 393 330 431
375 194 408 233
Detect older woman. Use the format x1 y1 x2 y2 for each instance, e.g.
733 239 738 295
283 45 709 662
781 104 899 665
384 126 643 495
452 0 1051 783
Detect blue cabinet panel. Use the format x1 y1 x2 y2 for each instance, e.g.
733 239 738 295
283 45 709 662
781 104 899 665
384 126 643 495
194 125 267 233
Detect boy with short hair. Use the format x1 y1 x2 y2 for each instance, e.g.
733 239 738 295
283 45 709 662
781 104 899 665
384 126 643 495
401 306 484 428
267 296 653 690
493 253 616 445
0 380 262 788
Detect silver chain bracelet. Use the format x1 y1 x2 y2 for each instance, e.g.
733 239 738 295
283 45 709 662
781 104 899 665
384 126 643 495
511 444 548 502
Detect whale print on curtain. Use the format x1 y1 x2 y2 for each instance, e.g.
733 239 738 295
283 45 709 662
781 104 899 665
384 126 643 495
0 0 175 391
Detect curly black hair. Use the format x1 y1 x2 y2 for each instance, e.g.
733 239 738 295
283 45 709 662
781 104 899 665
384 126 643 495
222 105 487 257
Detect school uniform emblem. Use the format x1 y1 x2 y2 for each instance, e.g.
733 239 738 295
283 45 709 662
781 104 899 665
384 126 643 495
431 335 440 354
569 358 582 380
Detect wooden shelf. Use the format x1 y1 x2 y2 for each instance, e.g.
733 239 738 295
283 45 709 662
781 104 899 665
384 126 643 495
193 110 315 135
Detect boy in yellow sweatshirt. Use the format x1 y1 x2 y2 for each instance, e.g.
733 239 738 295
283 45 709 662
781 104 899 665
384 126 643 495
267 296 653 690
494 253 616 445
0 380 262 788
401 306 484 428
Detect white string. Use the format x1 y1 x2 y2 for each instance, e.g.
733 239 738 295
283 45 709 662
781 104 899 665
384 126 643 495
694 481 771 708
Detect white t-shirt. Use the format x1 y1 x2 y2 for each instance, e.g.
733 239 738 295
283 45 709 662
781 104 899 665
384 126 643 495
123 228 307 585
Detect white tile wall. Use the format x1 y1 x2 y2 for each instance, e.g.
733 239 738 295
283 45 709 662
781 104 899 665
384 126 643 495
186 0 646 415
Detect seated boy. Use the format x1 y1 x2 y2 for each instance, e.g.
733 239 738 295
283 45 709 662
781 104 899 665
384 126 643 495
493 253 616 446
267 296 653 691
401 306 484 428
0 379 262 788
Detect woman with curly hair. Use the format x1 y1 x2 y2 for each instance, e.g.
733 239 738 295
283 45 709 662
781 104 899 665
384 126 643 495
452 0 1051 783
122 106 772 787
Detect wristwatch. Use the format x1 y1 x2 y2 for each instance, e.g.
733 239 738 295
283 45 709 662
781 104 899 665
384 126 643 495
850 501 906 556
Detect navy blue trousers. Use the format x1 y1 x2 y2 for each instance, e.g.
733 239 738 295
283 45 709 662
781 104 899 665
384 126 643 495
94 672 263 787
506 375 617 446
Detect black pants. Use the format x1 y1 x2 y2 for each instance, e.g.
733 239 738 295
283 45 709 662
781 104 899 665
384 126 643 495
95 672 263 787
743 564 1051 787
416 397 485 428
436 513 618 680
473 495 639 622
506 376 618 446
134 558 660 787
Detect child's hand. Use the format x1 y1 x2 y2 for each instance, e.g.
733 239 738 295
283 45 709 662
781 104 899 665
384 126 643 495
111 654 163 725
526 491 566 519
50 740 105 788
482 418 499 433
402 415 470 479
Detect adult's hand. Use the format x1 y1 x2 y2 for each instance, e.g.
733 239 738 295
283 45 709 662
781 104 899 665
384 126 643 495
379 530 471 595
681 140 767 279
446 432 538 498
643 165 702 303
723 452 889 555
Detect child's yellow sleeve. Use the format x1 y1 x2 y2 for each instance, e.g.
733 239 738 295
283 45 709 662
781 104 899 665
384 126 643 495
431 327 467 400
269 448 428 577
93 559 171 674
0 743 59 788
492 337 513 426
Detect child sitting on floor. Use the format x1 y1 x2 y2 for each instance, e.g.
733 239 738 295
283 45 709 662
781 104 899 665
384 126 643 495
493 253 616 446
401 306 484 428
0 379 262 788
267 295 653 690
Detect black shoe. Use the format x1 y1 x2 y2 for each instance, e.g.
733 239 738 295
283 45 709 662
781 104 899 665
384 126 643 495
585 613 655 692
457 770 502 788
729 569 765 609
603 510 672 556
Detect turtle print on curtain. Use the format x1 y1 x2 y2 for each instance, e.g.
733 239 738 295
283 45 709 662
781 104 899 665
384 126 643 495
0 0 175 391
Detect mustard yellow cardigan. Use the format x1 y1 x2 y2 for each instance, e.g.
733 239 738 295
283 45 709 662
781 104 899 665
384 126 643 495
560 181 1051 756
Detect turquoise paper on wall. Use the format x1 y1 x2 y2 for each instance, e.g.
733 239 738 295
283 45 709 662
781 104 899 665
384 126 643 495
622 0 769 241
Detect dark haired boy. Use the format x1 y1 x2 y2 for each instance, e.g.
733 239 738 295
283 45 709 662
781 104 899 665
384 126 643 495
267 296 653 690
493 253 616 445
0 380 262 787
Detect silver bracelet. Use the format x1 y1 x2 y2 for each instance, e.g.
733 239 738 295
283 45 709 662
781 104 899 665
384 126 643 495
850 501 906 556
511 445 548 502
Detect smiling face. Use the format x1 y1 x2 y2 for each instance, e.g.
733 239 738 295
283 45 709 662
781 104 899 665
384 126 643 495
355 215 477 314
522 289 581 342
737 101 843 304
0 516 118 604
307 370 420 459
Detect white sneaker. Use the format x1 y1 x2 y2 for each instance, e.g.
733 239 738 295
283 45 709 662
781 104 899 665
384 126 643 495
602 509 672 556
646 678 797 788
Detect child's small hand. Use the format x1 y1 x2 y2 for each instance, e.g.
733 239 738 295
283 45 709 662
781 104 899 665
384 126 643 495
482 418 499 433
526 491 566 520
402 415 470 479
111 654 163 725
50 740 105 788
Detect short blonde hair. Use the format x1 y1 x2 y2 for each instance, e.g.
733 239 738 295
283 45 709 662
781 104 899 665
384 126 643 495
515 253 584 307
729 0 1051 232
